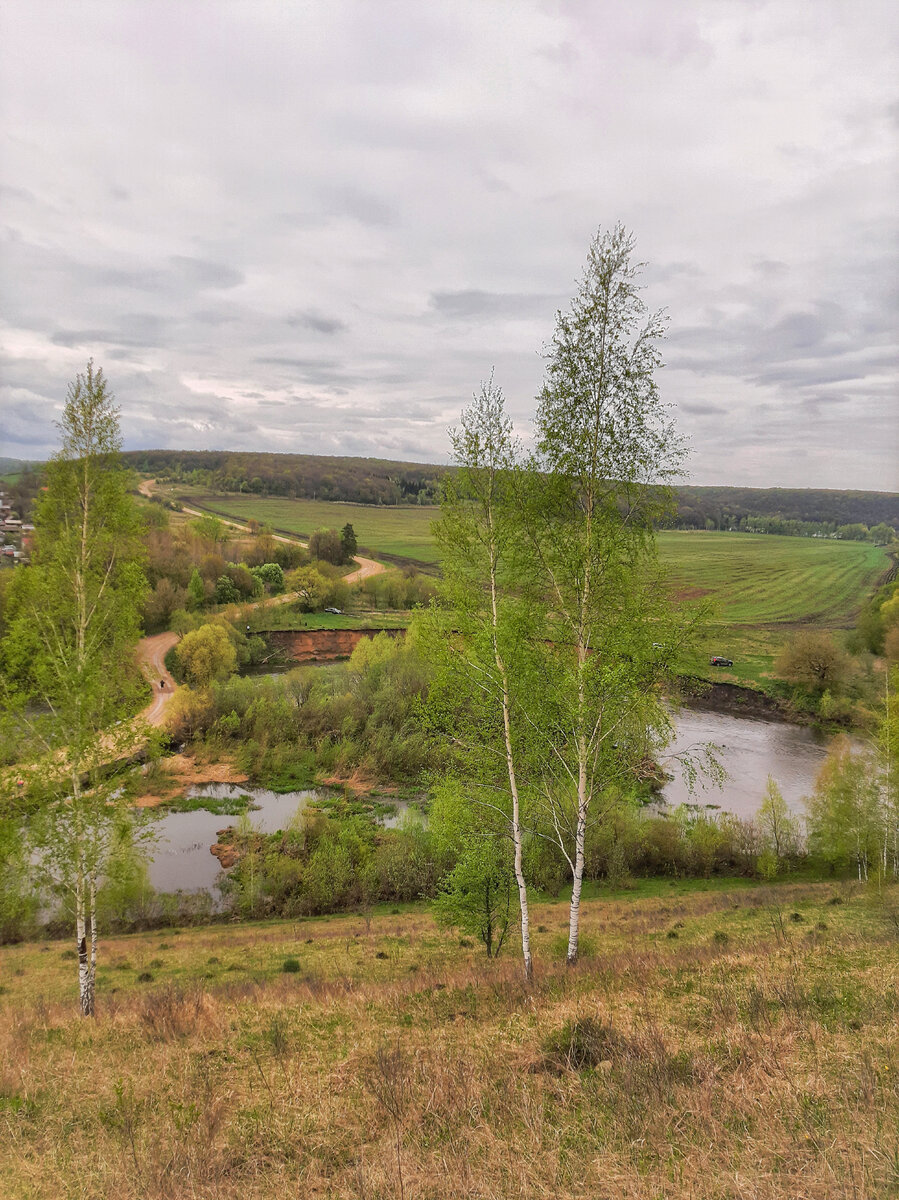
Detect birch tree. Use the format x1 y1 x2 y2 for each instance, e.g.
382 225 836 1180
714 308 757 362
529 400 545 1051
1 361 147 1015
429 377 539 980
526 225 684 964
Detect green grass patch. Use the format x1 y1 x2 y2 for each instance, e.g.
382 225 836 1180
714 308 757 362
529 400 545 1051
160 793 257 816
187 492 442 566
658 531 887 627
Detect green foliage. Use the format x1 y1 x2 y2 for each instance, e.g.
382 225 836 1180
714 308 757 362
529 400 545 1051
187 568 205 611
340 523 358 562
806 737 883 879
222 808 440 920
213 574 241 605
756 777 800 867
0 816 40 943
189 514 226 544
0 362 150 1012
359 568 437 610
432 837 515 958
775 631 852 694
308 528 343 566
251 562 284 593
175 624 237 687
284 565 331 611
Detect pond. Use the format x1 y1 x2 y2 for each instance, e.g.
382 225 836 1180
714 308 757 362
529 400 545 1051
145 784 410 895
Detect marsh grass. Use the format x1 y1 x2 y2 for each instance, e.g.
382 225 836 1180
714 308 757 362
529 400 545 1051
1 881 896 1198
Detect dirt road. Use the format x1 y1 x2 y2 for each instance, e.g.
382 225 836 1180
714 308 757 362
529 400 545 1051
136 632 179 726
137 478 386 585
133 480 388 725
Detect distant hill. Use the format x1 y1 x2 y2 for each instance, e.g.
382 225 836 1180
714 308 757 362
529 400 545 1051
123 449 899 530
123 449 443 506
0 457 32 476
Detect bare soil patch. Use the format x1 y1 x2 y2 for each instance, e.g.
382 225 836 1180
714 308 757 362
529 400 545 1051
132 752 249 808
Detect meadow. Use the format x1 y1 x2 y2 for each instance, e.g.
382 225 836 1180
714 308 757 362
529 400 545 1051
166 489 890 687
187 492 443 566
176 491 888 627
1 879 895 1199
658 531 887 627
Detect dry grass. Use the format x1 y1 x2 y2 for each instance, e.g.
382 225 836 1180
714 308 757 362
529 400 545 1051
1 882 897 1199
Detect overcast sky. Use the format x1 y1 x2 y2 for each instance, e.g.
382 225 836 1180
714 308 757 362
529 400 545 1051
1 1 896 490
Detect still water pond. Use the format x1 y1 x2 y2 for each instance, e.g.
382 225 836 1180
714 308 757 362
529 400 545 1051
146 785 409 895
146 710 835 894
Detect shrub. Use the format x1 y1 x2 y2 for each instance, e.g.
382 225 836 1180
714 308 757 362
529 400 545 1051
542 1017 630 1072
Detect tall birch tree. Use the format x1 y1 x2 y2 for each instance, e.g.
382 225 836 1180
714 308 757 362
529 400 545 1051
429 377 539 981
527 225 684 964
1 361 147 1015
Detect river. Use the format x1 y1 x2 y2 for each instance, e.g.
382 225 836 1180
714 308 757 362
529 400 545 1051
145 709 836 894
660 708 832 818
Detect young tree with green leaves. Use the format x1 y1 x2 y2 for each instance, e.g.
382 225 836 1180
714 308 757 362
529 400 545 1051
430 375 538 980
174 623 237 687
756 776 799 873
1 361 148 1015
430 783 515 959
806 736 881 880
525 224 685 964
187 567 206 610
340 522 358 564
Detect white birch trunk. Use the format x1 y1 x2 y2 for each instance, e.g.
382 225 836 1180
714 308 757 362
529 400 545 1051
566 739 588 965
488 502 533 982
76 867 94 1017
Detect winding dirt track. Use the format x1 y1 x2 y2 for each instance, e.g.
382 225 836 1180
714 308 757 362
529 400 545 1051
135 479 387 725
136 633 179 726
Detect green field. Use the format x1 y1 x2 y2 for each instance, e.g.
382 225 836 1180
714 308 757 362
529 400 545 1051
181 490 887 623
162 487 891 690
657 531 887 627
189 492 441 565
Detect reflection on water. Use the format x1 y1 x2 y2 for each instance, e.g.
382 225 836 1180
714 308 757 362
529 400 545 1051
661 709 831 819
145 785 409 893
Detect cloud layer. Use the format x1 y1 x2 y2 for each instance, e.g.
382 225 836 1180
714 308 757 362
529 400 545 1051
1 0 896 489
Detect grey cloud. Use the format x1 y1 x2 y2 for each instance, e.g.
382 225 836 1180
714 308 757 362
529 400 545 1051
430 290 562 320
0 0 896 489
168 257 244 289
319 186 396 228
678 401 726 416
287 310 347 335
49 313 170 350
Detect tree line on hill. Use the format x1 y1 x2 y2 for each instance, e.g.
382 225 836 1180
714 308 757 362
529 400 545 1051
7 453 897 543
122 450 898 536
123 449 443 506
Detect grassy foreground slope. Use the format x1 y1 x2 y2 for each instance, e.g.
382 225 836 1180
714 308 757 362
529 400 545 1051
1 881 895 1198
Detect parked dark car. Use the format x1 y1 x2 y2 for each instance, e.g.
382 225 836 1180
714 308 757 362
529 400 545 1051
709 656 734 667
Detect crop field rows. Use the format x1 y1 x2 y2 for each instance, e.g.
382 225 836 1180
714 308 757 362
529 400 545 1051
657 531 888 627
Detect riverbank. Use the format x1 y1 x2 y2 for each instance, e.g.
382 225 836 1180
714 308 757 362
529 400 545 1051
677 675 793 722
